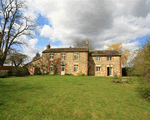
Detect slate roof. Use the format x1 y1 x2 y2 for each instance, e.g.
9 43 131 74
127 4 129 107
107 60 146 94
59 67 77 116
42 47 89 53
89 50 121 56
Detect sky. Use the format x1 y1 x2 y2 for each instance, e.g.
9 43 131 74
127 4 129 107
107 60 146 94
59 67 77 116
20 0 150 61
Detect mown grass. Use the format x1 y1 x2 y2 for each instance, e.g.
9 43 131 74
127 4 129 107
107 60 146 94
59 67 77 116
0 75 150 120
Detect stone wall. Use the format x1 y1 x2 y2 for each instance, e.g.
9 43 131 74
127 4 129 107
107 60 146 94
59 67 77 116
42 52 88 75
89 56 121 77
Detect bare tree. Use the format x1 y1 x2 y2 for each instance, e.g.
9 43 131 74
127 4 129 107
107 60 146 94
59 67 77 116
32 52 41 61
73 39 95 50
6 52 28 67
0 0 37 66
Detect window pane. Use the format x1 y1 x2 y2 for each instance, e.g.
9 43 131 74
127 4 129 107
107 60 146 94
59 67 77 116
96 67 101 71
62 53 66 60
96 56 101 61
61 65 65 71
74 53 79 60
50 53 53 60
74 65 78 72
49 65 53 71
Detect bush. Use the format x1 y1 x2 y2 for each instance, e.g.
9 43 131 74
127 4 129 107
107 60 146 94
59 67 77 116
36 71 42 75
137 76 150 101
0 71 8 78
7 70 13 76
65 74 74 76
137 86 150 101
13 67 30 76
125 77 133 84
114 74 118 79
77 71 85 76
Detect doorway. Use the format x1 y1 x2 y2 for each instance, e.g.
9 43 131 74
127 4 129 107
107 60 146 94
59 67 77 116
107 67 112 76
61 65 65 75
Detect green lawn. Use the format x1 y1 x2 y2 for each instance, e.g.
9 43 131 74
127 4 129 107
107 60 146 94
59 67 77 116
0 75 150 120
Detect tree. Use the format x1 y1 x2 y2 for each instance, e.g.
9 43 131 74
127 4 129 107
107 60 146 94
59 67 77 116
130 39 150 100
6 52 28 67
130 39 150 76
107 43 130 67
0 0 37 66
73 39 95 50
32 52 41 61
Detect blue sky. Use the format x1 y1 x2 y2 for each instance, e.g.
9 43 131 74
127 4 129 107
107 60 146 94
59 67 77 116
21 0 150 60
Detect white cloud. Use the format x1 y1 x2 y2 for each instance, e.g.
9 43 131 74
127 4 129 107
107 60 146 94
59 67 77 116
23 0 150 59
40 25 57 41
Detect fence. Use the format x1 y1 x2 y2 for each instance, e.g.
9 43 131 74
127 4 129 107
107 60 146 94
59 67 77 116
0 66 40 75
0 66 16 71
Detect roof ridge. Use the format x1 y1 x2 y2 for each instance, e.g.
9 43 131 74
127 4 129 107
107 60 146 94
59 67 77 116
90 50 118 51
50 47 87 49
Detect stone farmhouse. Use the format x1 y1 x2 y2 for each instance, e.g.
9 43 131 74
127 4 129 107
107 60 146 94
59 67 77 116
25 41 122 77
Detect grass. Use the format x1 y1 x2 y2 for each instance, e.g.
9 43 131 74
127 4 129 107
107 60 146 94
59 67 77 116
0 75 150 120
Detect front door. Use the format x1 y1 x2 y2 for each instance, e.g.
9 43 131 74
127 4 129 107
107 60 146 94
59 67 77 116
61 65 65 75
107 67 112 76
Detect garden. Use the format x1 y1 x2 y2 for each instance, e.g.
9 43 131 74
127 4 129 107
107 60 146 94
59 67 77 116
0 75 150 120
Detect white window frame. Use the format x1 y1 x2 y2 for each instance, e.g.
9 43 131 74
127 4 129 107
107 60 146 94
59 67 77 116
74 65 78 72
107 56 112 61
96 66 101 71
50 53 53 60
49 64 53 72
74 53 79 61
62 53 66 60
96 56 101 61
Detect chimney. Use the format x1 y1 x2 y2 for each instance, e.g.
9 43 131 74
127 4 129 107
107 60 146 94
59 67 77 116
86 41 89 48
46 43 50 49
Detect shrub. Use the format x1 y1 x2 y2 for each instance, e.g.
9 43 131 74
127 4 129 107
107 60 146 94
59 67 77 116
0 71 8 78
125 77 133 84
137 86 150 101
36 71 42 75
137 76 150 101
13 67 29 76
65 74 74 76
7 70 13 76
114 74 118 79
77 71 85 76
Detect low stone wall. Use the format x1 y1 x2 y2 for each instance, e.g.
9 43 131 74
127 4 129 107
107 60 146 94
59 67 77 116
28 67 40 75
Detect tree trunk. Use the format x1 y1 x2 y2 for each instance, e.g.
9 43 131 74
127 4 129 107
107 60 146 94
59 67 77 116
0 58 5 66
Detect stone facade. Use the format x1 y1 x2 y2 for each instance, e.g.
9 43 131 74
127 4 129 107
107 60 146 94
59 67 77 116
89 55 122 77
42 51 88 75
25 42 122 77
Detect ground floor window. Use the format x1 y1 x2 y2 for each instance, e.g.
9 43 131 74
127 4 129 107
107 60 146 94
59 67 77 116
96 66 101 71
74 65 78 72
49 64 53 71
61 65 65 71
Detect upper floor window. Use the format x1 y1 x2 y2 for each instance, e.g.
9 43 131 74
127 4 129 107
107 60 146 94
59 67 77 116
49 64 53 71
62 53 66 60
107 56 112 61
50 53 53 60
96 56 101 61
74 53 79 60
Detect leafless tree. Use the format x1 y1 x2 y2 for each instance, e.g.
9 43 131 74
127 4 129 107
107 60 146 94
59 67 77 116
0 0 37 66
6 52 29 67
32 52 41 61
73 39 95 50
